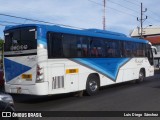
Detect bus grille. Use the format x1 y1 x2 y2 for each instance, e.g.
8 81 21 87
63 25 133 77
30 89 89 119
52 76 64 89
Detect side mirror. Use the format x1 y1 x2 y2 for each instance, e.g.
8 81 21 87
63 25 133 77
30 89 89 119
151 46 157 54
154 48 157 54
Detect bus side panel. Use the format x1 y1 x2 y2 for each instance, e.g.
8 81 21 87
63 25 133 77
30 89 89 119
123 69 135 81
122 58 145 82
78 66 96 91
101 69 124 86
65 65 79 92
47 63 65 94
4 56 37 85
145 66 154 77
122 58 154 82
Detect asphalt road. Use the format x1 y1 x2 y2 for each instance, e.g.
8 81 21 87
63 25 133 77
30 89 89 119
13 73 160 111
9 73 160 120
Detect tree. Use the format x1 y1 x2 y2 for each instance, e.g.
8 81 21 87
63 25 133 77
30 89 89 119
0 38 3 49
0 38 4 69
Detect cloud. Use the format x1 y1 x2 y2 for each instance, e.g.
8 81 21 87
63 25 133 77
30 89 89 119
0 0 159 38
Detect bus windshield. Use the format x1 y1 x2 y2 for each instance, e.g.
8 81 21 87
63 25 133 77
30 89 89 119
4 27 37 52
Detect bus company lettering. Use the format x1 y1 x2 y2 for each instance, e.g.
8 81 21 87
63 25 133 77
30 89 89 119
10 45 28 51
27 56 36 61
135 59 143 64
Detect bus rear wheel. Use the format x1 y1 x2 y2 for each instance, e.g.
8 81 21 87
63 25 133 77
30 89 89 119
86 74 100 96
136 69 145 83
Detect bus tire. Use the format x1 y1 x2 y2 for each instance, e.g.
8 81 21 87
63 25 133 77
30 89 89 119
136 69 145 83
86 74 100 96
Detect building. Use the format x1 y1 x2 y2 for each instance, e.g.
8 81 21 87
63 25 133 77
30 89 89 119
130 26 160 67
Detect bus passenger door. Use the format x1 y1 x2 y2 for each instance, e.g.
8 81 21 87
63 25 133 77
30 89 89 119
147 49 154 66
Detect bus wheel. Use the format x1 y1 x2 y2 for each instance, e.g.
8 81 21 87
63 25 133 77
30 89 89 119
86 74 100 96
137 69 145 83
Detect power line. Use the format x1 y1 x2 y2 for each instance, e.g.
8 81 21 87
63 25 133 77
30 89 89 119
145 20 153 25
147 15 160 23
146 9 160 23
112 0 160 24
108 6 137 17
123 0 140 7
108 0 139 13
0 0 158 32
0 23 6 26
148 10 160 19
0 20 21 25
0 13 84 29
132 0 141 4
127 0 160 20
143 27 160 29
122 0 160 23
87 0 159 30
88 0 103 6
88 0 137 17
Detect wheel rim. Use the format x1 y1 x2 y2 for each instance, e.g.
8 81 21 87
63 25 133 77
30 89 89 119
89 80 98 92
139 72 144 81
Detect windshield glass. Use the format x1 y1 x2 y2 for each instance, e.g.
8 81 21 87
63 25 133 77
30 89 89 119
4 27 37 51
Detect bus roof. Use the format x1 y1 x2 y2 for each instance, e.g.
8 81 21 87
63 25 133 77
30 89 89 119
4 24 149 44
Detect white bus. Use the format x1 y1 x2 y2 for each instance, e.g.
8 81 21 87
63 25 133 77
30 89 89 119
4 24 155 96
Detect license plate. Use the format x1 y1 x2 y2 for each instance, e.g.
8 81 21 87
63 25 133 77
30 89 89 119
22 74 32 80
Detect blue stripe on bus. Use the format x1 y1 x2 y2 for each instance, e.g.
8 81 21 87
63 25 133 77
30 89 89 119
4 58 31 82
72 58 130 81
5 24 149 44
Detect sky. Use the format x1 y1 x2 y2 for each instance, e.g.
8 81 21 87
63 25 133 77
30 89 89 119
0 0 160 38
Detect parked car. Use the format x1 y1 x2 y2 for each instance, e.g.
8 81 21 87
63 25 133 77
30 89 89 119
0 69 4 87
0 92 15 112
0 92 19 120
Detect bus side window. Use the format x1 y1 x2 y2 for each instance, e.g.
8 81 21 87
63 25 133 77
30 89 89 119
119 41 124 57
90 45 97 57
69 35 77 57
124 42 134 57
47 33 63 58
106 41 118 57
132 43 137 57
97 47 103 57
82 38 89 57
107 47 113 57
83 48 88 57
90 38 104 57
77 38 82 57
62 34 77 58
114 41 121 57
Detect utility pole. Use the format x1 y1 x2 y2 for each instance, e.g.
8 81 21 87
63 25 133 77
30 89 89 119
137 3 147 38
103 0 106 30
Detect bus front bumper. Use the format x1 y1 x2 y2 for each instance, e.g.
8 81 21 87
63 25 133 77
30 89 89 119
5 82 49 96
